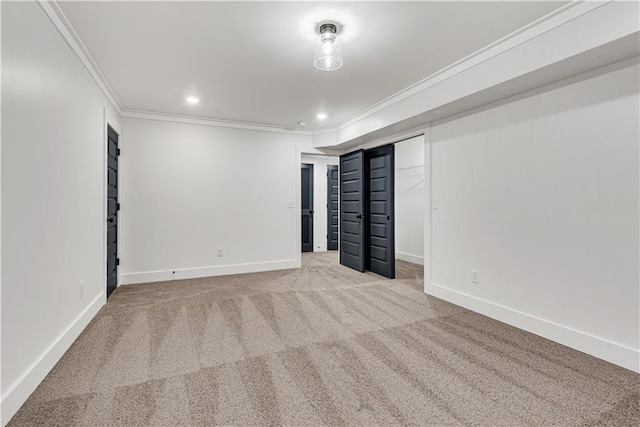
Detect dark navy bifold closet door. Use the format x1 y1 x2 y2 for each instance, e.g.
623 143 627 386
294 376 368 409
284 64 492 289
327 165 339 250
365 144 395 279
339 151 365 272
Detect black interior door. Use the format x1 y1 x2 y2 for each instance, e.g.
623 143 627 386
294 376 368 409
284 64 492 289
339 151 365 272
365 145 395 278
327 165 339 250
301 163 314 252
106 126 119 297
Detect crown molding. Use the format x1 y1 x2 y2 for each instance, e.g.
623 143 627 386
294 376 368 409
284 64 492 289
38 0 608 139
38 0 124 114
38 0 312 135
327 0 607 135
121 109 313 136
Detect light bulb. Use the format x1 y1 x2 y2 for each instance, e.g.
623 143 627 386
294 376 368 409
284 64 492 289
313 24 343 71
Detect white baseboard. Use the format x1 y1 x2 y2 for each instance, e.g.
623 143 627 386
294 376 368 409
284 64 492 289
425 282 640 374
1 292 106 426
396 251 424 265
120 258 301 285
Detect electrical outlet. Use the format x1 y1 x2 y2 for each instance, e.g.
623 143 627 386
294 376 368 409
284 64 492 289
471 270 480 284
217 247 224 257
432 198 439 209
79 281 84 298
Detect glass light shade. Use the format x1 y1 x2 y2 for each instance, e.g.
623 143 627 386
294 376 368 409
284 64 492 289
313 32 343 71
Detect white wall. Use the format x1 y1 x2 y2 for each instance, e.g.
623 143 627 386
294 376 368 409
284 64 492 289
426 60 640 372
300 154 339 253
119 117 312 283
394 135 425 264
1 1 121 423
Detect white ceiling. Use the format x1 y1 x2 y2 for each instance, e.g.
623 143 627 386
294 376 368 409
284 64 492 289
59 1 567 130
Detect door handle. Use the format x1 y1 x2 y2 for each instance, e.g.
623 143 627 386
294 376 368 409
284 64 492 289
107 218 114 223
310 210 314 215
356 214 363 219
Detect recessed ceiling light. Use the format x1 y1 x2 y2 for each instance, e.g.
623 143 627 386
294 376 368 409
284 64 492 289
317 113 327 120
298 121 307 127
186 96 199 104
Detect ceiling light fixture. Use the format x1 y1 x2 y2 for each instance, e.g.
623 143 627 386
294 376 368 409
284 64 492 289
317 113 327 120
314 23 343 71
186 96 199 104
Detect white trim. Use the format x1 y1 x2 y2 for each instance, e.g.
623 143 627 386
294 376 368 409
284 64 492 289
36 0 604 138
423 125 433 289
310 127 337 137
424 282 640 374
1 292 105 426
396 251 424 266
139 0 601 138
428 55 640 130
103 109 122 292
330 1 599 133
119 259 299 285
121 110 312 136
36 0 312 137
0 3 3 424
294 144 303 268
38 0 123 114
350 126 427 153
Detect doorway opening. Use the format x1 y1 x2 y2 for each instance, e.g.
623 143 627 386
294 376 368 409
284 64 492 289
106 125 120 297
394 135 426 268
300 154 340 253
339 134 425 279
338 146 395 278
301 163 314 252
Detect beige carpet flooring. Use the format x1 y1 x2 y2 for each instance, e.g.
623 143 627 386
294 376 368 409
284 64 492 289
9 252 640 426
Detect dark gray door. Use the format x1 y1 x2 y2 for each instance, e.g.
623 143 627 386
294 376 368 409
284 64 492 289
327 165 339 250
365 144 395 278
340 151 365 272
106 126 119 297
301 163 314 252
